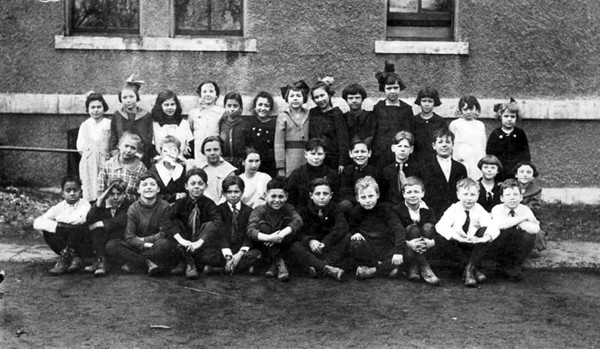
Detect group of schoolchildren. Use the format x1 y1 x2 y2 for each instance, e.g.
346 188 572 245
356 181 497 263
33 62 545 287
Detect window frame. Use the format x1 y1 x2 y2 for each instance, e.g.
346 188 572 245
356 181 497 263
173 0 245 37
65 0 140 36
385 0 456 42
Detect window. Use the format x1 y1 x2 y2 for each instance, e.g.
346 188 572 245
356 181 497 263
70 0 139 34
175 0 243 36
387 0 454 41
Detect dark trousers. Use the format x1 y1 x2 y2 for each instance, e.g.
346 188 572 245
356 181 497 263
199 248 262 271
436 227 490 267
105 238 178 270
348 237 396 274
405 223 435 265
288 239 348 272
492 228 536 268
256 223 295 263
91 228 124 258
43 225 94 258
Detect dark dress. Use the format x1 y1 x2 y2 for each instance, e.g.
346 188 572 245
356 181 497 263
411 112 447 162
244 115 277 178
372 100 414 169
308 106 350 169
486 127 531 180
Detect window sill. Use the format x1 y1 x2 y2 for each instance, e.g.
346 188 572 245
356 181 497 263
54 35 257 52
375 40 469 55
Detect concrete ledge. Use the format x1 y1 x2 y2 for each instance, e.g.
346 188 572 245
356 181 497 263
55 35 257 52
0 244 56 263
543 188 600 205
523 241 600 270
375 40 469 55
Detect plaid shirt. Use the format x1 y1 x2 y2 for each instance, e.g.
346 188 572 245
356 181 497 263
97 156 147 201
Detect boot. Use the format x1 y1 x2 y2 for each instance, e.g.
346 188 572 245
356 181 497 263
407 262 421 282
276 259 289 282
146 259 161 277
67 255 83 273
323 265 345 282
355 266 376 280
308 267 318 278
463 263 477 288
473 267 487 283
184 254 199 280
170 261 185 276
84 260 98 273
264 263 278 278
419 261 441 286
94 257 106 277
49 247 73 275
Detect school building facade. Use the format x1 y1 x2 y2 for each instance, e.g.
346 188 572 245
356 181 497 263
0 0 599 202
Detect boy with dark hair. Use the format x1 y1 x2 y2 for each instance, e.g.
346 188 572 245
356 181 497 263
380 131 421 205
341 83 375 141
338 137 379 214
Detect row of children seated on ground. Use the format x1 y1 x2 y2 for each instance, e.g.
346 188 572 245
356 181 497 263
35 126 542 287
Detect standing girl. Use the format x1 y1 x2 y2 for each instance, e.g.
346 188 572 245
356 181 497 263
486 98 531 180
77 92 112 202
219 92 248 170
412 87 447 161
150 90 193 158
308 78 349 173
189 80 224 164
449 95 487 180
274 80 311 177
239 148 272 208
244 91 277 178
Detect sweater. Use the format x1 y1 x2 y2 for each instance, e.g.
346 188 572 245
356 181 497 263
349 202 406 256
247 203 303 241
124 199 170 250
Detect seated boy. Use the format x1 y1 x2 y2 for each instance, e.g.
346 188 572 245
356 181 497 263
380 131 422 206
149 135 187 203
162 168 222 279
491 179 540 280
105 172 176 276
200 175 261 275
420 127 467 216
348 176 405 280
435 178 500 287
247 178 303 281
288 178 347 281
286 138 339 209
97 131 147 202
392 176 440 286
33 175 92 275
341 83 375 141
85 178 132 277
338 137 379 214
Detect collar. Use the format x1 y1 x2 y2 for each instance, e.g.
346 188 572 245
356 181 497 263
385 100 400 107
436 156 451 163
405 201 428 211
229 202 242 212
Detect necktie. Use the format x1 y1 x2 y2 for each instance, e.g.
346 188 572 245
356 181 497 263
232 206 239 239
397 164 407 192
187 203 200 241
509 209 516 217
318 209 324 218
462 210 470 234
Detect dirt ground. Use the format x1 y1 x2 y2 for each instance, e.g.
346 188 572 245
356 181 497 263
1 263 599 349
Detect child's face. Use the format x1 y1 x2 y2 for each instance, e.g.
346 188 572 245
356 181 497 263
391 139 413 162
185 174 207 200
254 97 271 118
481 164 499 181
501 110 517 130
501 187 523 210
461 105 479 120
515 165 535 185
265 188 287 210
225 99 241 116
118 136 139 161
345 93 363 112
138 178 159 200
203 141 222 165
349 143 371 167
305 147 325 167
420 97 435 114
161 143 179 160
287 90 304 109
121 88 137 110
199 83 217 105
457 186 479 210
384 83 400 102
357 186 379 210
161 98 177 116
403 184 424 206
310 184 332 207
432 136 453 158
62 181 82 205
312 87 330 110
107 188 126 208
244 153 261 174
88 100 105 120
224 184 242 205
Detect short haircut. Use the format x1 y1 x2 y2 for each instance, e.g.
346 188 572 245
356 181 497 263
242 147 261 161
160 135 182 152
310 80 335 105
61 175 82 190
223 91 243 110
382 73 406 90
513 161 539 177
402 176 424 193
432 127 454 143
222 174 245 193
350 136 372 151
201 135 223 155
137 172 158 187
195 80 220 98
119 131 143 149
342 83 367 100
151 90 183 124
308 178 332 193
494 99 521 120
477 154 504 173
85 92 109 112
252 91 274 113
305 138 326 152
414 87 441 107
266 177 286 192
355 175 379 195
186 168 208 184
392 130 414 146
500 179 521 194
458 95 481 112
456 177 479 192
107 178 127 193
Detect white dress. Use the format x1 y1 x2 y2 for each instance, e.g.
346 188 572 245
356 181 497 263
188 104 224 163
449 118 486 180
152 119 193 155
77 117 111 201
239 172 272 208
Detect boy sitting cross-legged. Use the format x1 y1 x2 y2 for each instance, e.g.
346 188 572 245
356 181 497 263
288 178 347 281
247 178 303 282
348 176 406 280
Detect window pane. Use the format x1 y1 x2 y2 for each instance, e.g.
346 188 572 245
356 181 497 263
422 0 449 12
175 0 243 34
176 0 210 32
389 0 418 13
211 0 243 31
72 0 138 32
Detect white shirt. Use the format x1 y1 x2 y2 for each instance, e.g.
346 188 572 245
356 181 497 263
33 199 91 233
435 202 499 241
491 203 540 234
437 156 452 181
